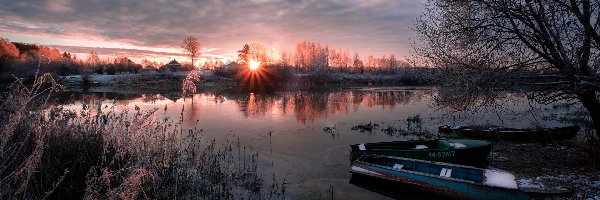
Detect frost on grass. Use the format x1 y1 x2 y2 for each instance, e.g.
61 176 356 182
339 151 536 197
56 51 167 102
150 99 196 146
517 178 546 189
529 175 600 199
0 75 283 199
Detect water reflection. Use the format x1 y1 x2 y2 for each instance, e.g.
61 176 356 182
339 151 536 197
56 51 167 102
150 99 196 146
53 89 430 124
230 90 430 124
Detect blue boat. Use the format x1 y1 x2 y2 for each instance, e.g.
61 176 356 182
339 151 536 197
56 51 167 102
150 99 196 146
351 155 573 200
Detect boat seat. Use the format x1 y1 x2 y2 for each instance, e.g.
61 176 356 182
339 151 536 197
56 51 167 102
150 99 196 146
393 164 404 170
440 168 452 177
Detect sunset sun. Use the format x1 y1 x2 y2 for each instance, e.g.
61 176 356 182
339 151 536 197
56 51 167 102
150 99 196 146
249 59 261 70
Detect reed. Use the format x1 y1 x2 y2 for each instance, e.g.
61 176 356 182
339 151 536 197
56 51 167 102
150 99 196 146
0 73 283 199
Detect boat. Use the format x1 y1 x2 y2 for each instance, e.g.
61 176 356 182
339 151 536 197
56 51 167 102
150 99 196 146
349 173 446 199
351 155 573 200
350 139 492 165
438 125 579 142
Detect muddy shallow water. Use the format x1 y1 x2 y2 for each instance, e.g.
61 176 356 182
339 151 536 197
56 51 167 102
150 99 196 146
54 87 575 199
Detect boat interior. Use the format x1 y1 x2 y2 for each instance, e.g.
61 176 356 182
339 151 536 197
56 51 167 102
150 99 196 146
352 140 452 151
356 155 485 183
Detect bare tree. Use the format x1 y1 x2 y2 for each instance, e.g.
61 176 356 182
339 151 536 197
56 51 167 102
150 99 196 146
238 44 250 64
181 36 201 67
353 53 364 74
415 0 600 135
86 50 99 67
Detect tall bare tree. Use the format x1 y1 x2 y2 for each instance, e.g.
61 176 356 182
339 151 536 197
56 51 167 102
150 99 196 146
181 36 201 67
238 44 250 64
86 50 99 67
415 0 600 135
353 53 364 74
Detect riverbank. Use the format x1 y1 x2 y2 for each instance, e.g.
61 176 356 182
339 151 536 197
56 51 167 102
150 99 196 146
490 140 600 198
54 70 430 93
347 119 600 198
0 79 286 199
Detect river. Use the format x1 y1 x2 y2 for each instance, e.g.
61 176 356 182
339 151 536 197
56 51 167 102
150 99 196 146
52 86 574 199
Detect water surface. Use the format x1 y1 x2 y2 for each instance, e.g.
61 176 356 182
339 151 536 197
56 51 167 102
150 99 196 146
56 87 573 199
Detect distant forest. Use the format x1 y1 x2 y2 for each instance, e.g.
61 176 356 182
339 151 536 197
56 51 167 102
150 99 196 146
0 38 429 85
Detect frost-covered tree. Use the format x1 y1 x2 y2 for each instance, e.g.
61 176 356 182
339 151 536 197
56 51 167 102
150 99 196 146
293 41 330 70
0 38 19 71
86 50 99 67
238 44 250 64
353 53 364 74
181 36 201 67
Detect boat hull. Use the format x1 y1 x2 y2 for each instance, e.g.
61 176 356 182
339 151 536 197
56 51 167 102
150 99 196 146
438 125 579 142
351 156 573 200
350 139 492 164
352 164 530 200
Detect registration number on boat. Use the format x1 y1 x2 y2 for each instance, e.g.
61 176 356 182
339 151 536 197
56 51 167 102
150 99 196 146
429 151 455 158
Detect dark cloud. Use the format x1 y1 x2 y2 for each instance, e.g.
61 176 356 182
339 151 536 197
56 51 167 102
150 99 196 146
0 0 421 57
48 45 185 58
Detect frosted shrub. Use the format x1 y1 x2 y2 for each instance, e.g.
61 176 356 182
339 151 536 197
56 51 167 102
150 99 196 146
0 74 283 199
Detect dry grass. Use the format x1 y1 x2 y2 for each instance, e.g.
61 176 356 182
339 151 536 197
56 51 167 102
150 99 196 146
0 73 283 199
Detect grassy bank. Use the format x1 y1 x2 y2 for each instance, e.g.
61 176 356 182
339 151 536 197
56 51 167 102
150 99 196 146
53 67 431 94
0 74 283 199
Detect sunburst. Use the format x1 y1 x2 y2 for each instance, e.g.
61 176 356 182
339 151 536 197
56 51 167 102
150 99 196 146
249 59 260 70
238 60 273 92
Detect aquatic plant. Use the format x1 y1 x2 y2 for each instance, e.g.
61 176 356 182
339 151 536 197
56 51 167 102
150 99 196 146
351 122 380 132
352 115 435 139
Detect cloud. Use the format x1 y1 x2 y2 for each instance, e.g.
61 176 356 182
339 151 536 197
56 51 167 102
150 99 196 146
48 45 185 58
0 0 421 58
49 45 235 64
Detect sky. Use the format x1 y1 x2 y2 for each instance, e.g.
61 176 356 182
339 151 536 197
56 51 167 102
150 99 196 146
0 0 422 64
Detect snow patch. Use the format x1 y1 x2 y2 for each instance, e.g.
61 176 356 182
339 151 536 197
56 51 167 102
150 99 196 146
449 142 467 148
484 169 518 189
358 144 366 150
414 145 428 149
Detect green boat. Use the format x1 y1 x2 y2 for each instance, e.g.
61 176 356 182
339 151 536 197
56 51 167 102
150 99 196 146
350 139 492 164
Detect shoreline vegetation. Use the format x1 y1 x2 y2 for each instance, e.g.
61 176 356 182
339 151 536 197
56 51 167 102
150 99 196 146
0 74 285 199
50 68 431 94
0 39 432 92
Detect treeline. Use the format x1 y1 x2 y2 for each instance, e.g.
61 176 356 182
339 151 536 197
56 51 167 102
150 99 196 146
0 38 208 82
1 36 426 85
220 41 430 87
238 41 415 74
0 38 146 78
